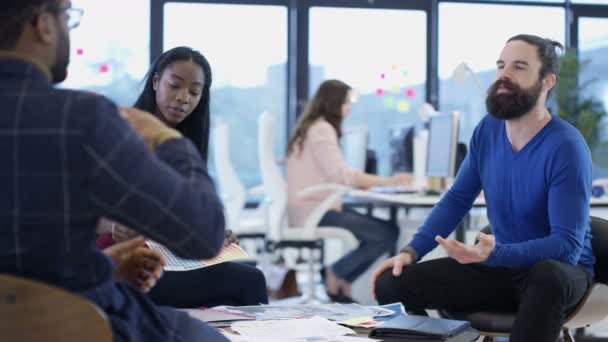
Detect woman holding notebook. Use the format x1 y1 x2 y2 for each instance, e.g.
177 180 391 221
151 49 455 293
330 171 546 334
97 47 267 308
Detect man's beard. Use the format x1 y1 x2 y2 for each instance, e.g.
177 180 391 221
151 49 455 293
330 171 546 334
51 30 70 84
485 78 542 120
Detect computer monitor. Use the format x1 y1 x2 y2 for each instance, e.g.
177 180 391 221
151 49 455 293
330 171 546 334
389 125 415 173
426 112 460 178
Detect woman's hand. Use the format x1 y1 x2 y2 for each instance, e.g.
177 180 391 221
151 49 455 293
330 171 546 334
224 229 239 247
389 173 415 186
103 237 166 292
112 223 141 243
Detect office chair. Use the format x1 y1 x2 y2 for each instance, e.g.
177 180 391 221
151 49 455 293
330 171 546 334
257 111 359 302
212 121 266 256
439 216 608 342
0 273 112 342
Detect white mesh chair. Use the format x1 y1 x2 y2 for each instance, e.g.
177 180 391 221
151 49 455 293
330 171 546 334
212 121 265 234
257 111 359 302
212 121 266 256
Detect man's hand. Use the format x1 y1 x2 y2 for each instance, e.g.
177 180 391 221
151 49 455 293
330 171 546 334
435 232 496 264
370 252 415 299
224 229 239 247
103 237 166 292
120 107 181 150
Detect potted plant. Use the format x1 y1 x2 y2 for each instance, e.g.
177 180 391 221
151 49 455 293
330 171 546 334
555 48 607 152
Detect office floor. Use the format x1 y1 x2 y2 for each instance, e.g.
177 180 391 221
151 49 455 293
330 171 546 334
264 207 608 341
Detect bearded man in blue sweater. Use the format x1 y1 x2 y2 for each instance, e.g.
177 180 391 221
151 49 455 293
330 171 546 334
372 34 593 342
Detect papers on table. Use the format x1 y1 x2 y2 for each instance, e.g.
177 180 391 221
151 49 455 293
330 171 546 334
369 302 404 318
227 316 365 341
181 307 256 326
338 302 406 330
223 303 382 322
185 303 403 341
223 330 379 342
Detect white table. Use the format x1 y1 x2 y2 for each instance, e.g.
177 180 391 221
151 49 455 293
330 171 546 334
348 190 608 208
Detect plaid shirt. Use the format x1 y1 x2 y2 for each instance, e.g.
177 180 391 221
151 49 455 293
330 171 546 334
0 58 227 341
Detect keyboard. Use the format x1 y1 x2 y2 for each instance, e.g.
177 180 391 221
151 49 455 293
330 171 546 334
370 186 419 194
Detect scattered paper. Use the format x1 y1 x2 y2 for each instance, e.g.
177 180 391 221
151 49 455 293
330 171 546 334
222 332 379 342
230 316 355 339
224 303 377 322
181 307 255 323
221 331 285 342
369 306 394 317
330 337 380 342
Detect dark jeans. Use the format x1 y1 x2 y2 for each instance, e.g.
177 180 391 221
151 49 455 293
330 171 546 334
149 261 268 308
319 207 399 282
375 258 591 342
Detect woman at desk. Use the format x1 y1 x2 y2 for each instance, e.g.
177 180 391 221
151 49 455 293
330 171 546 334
98 46 267 308
286 79 412 302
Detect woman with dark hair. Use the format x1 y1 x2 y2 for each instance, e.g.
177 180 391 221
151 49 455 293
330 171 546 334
286 79 412 302
97 46 268 308
134 46 211 161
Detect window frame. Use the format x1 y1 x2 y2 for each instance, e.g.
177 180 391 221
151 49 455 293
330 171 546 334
149 0 608 182
571 3 608 49
301 0 436 118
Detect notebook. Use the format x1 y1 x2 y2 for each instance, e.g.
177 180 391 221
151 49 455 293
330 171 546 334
369 315 470 341
146 241 248 271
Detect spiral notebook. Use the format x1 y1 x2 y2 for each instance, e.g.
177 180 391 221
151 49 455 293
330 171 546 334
146 241 249 271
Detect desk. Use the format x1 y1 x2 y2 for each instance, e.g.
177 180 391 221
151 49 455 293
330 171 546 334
347 191 608 208
343 192 484 253
344 191 608 253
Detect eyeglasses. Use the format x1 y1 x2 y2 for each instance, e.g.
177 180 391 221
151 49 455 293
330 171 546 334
61 7 84 30
66 8 84 29
47 6 84 30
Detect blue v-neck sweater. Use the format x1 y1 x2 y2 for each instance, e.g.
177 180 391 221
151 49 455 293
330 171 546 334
408 114 595 276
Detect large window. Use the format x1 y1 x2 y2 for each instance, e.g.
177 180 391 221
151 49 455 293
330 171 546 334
164 3 287 187
458 0 563 2
579 17 608 177
60 0 150 105
573 0 608 4
309 7 427 176
439 3 565 144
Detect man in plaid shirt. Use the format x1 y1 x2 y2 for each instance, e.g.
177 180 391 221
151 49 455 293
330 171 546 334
0 0 228 340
